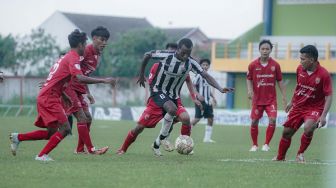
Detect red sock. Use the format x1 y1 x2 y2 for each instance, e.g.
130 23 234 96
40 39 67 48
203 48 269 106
18 130 49 141
180 124 191 136
277 137 291 160
298 133 313 154
120 131 137 152
265 124 276 145
38 132 64 157
77 122 94 153
250 126 258 146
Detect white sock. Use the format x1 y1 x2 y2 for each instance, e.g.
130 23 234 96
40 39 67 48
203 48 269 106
155 113 174 146
204 125 213 140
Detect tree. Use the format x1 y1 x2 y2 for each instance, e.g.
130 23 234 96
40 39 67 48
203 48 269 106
0 34 17 69
98 28 167 77
16 29 61 76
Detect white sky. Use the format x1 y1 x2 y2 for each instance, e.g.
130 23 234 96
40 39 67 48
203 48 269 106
0 0 263 39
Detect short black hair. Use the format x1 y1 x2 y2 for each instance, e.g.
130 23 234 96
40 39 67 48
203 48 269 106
68 29 87 48
165 42 178 50
300 45 318 61
91 26 110 39
259 39 273 50
200 58 211 65
178 38 193 49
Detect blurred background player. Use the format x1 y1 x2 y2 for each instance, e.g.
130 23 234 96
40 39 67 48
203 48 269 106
246 39 287 152
117 38 234 155
0 71 4 83
63 26 112 155
191 58 217 143
274 45 333 162
9 29 117 161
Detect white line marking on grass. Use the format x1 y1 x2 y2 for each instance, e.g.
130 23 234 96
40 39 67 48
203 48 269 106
217 158 336 166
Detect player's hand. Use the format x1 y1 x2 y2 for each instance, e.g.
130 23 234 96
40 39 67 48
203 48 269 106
62 93 72 108
247 90 253 100
222 87 235 93
104 77 118 87
212 98 217 107
285 102 292 113
197 94 205 101
137 74 146 88
87 94 95 104
193 99 203 111
316 115 327 129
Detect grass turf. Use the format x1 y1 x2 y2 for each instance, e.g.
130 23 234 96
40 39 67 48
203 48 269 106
0 117 335 188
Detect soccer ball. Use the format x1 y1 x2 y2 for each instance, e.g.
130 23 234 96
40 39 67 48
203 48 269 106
175 135 194 155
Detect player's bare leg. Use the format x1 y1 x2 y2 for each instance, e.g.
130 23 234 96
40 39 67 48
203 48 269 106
296 119 316 163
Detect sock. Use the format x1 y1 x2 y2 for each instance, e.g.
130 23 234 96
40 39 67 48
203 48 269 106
204 125 213 140
77 122 94 153
120 131 137 152
277 137 291 160
154 134 167 149
265 124 276 145
18 130 49 141
297 133 313 154
250 126 258 146
161 113 174 136
181 124 191 136
38 132 64 157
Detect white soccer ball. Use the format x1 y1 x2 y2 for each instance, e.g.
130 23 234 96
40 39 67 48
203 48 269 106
175 135 194 155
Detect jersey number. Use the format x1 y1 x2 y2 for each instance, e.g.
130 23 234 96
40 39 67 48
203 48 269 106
159 94 165 99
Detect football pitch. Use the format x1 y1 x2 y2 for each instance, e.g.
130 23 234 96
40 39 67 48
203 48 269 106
0 117 335 188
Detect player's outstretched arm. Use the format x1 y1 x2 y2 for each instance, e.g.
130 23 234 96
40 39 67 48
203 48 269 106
185 75 202 109
76 74 117 86
317 95 333 128
137 52 152 87
201 71 234 93
277 80 288 110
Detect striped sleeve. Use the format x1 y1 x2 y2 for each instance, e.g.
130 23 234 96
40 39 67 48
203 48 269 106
149 50 174 60
190 59 203 74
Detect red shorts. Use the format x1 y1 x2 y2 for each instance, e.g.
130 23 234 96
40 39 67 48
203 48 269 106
34 94 68 128
250 103 277 120
283 108 322 130
63 87 88 115
138 97 186 128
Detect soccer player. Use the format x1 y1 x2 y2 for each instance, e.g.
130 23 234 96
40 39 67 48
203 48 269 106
9 29 117 161
117 38 234 155
246 39 287 152
63 26 111 155
191 58 217 143
149 43 202 154
274 45 332 162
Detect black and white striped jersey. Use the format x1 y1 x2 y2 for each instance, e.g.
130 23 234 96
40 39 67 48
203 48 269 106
148 50 203 99
193 74 212 105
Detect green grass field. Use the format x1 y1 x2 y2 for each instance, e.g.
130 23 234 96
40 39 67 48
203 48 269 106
0 117 335 188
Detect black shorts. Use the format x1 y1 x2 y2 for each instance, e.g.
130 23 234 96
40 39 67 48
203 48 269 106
195 101 213 118
151 91 176 108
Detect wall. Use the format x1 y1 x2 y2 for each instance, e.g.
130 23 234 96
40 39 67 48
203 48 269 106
272 2 336 36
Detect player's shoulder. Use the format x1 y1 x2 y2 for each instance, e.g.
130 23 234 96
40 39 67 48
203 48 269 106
269 57 280 65
317 64 331 76
250 58 259 66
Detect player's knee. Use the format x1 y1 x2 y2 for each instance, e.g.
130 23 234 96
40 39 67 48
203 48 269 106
269 118 276 124
251 119 259 126
282 129 294 138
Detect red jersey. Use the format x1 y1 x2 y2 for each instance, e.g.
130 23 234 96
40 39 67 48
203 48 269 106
291 63 332 110
39 50 83 98
148 63 191 87
69 44 100 94
247 57 282 105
